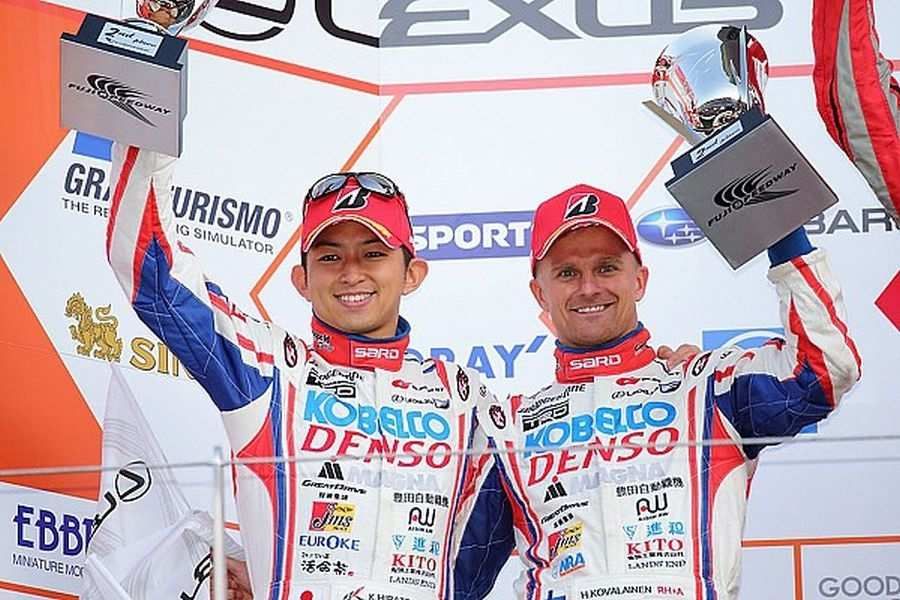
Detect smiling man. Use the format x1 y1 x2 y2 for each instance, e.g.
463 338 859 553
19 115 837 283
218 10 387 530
465 184 862 600
106 148 500 600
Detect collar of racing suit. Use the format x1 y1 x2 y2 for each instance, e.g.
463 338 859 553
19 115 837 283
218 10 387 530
554 323 656 383
309 315 410 371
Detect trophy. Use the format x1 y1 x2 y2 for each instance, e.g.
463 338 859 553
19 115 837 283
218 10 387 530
59 0 216 156
644 25 837 269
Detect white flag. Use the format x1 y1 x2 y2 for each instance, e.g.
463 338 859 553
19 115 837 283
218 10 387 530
82 365 243 599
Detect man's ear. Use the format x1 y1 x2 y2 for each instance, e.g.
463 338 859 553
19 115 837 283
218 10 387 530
291 264 310 301
402 258 429 295
529 276 550 312
634 263 650 302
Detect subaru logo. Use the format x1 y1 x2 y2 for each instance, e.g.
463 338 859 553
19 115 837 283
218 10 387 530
636 207 705 247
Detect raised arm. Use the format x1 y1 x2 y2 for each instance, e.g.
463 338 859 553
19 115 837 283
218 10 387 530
106 145 277 411
812 0 900 224
698 229 862 458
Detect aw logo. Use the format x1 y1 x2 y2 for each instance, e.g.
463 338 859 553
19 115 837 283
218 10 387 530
703 327 816 434
636 207 705 247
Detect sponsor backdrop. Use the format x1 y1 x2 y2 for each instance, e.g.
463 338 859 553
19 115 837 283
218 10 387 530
1 0 899 598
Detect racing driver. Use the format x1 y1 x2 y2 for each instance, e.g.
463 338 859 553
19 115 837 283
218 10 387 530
466 184 862 599
106 145 499 600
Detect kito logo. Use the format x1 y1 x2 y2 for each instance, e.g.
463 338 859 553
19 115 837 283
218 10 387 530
818 575 900 598
410 210 533 260
316 0 783 47
637 207 706 247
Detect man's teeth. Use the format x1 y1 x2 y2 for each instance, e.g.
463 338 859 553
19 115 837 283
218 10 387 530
339 293 373 304
574 304 609 314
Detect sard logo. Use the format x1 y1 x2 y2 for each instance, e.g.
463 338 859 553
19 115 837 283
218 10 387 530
708 163 799 227
65 292 123 362
67 74 170 126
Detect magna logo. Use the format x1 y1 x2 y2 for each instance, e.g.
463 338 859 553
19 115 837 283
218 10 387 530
525 401 677 451
708 163 798 227
67 74 171 126
637 207 705 247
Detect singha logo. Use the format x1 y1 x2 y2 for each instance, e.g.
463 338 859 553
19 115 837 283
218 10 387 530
65 292 123 362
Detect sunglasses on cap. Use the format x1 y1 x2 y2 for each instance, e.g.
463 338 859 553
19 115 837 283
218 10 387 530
305 172 403 207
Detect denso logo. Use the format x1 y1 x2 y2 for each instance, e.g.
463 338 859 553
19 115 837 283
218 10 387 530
525 401 677 450
410 210 533 260
354 347 401 360
636 207 705 247
304 391 450 441
570 354 622 370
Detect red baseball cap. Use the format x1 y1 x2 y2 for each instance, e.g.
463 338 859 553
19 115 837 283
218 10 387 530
301 175 416 256
530 184 641 273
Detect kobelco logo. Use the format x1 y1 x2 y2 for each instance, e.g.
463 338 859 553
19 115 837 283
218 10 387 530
315 0 783 47
564 193 600 220
525 401 677 450
303 391 451 440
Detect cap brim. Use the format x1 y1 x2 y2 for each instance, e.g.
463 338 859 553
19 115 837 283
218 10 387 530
302 215 400 253
534 218 636 263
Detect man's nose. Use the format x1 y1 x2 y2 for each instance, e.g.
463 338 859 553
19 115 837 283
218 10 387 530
338 255 366 286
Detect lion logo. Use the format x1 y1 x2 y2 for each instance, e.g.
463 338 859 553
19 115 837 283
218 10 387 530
65 292 123 362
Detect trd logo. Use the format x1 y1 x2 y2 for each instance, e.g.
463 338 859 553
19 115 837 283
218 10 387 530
316 0 783 47
564 193 600 220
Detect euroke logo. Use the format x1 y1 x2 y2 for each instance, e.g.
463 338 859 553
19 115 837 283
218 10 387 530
708 163 798 227
67 74 171 126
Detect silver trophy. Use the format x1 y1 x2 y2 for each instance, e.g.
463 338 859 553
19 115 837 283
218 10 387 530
59 0 217 156
645 25 837 269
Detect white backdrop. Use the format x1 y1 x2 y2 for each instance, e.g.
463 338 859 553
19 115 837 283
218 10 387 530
0 1 898 598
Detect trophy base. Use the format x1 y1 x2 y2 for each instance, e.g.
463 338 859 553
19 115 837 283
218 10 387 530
60 14 188 157
665 108 838 269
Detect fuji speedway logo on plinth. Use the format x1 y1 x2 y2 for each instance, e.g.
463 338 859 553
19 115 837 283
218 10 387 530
708 163 798 227
67 74 171 126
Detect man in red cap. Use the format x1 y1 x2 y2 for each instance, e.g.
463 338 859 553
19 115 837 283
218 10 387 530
463 184 861 599
106 148 503 599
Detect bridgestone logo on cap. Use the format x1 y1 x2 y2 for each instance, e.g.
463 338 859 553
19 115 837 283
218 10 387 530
333 188 370 211
564 193 600 220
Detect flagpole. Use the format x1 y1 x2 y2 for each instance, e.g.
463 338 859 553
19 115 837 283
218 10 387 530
212 446 227 600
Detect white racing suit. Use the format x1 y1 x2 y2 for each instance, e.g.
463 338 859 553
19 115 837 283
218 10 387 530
467 238 861 599
106 144 493 600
